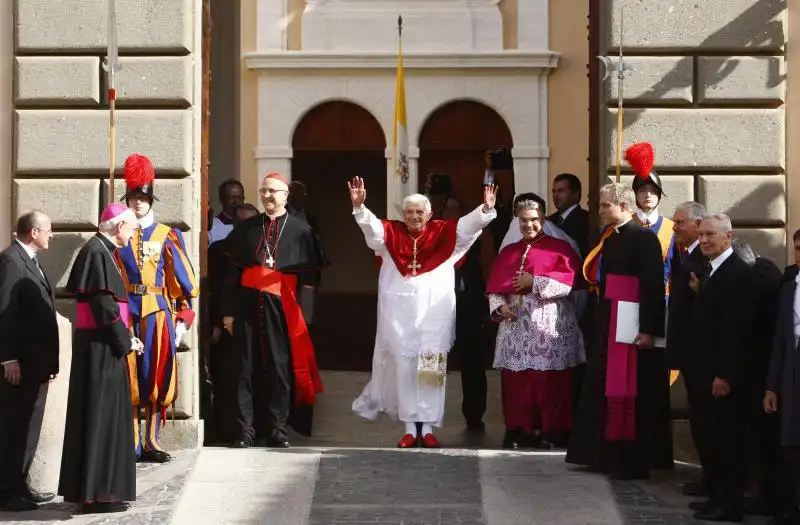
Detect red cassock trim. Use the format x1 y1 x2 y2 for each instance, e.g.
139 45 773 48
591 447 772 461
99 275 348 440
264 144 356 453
377 219 459 277
241 267 324 406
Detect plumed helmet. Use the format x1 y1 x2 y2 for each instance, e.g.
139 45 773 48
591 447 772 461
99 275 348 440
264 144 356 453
122 153 159 201
625 142 666 197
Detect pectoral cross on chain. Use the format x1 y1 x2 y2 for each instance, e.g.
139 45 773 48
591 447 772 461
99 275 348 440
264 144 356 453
265 256 275 268
407 236 421 276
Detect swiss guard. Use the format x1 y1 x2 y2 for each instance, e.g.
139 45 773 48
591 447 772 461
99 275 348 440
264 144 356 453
116 153 199 463
625 142 677 298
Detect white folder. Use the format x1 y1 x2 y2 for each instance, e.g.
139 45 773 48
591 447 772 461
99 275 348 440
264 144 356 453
615 300 667 347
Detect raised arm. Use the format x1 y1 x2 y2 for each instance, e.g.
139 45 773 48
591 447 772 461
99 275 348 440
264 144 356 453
455 184 498 251
349 177 386 252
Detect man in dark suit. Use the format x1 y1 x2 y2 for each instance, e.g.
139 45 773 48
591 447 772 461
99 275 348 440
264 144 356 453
548 173 589 257
0 211 59 511
686 213 755 522
765 228 800 525
666 202 709 496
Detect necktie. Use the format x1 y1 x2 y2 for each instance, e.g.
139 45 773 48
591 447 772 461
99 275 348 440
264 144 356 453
643 218 651 230
701 262 713 285
32 256 44 278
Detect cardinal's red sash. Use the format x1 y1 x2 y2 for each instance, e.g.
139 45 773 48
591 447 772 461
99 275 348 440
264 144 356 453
241 266 324 406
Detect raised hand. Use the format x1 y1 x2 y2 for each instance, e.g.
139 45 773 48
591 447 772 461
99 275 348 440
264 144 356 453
482 184 497 211
347 177 367 207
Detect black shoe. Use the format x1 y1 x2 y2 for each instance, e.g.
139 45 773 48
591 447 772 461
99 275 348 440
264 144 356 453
689 499 714 512
140 449 171 463
0 495 37 511
265 436 291 448
22 489 55 503
680 481 708 497
502 428 525 450
82 502 130 514
692 507 743 522
233 437 253 448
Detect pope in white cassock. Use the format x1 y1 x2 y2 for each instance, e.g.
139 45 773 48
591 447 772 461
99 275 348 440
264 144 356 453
348 176 497 448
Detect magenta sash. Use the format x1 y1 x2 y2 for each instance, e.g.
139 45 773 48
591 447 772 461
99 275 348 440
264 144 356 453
75 300 130 330
604 273 638 442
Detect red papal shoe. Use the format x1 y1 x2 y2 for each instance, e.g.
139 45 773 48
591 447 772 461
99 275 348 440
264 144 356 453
421 433 441 448
397 433 418 448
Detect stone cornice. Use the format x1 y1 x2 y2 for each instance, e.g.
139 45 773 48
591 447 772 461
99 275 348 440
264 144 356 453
244 50 560 71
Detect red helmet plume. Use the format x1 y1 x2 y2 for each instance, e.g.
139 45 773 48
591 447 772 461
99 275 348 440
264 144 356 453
624 142 655 180
124 153 155 189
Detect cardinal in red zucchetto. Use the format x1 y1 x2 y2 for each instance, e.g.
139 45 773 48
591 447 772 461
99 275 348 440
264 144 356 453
347 176 497 448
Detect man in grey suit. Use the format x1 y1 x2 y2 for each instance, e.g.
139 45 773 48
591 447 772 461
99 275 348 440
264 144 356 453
0 211 59 511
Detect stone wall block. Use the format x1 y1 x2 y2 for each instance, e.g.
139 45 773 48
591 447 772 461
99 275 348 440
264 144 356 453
698 56 786 103
604 174 694 218
605 0 786 52
14 179 101 228
16 0 194 53
698 175 786 226
103 177 194 229
117 57 194 105
734 228 786 266
173 351 195 419
606 108 785 169
39 232 95 291
156 419 203 451
605 57 693 104
16 109 193 174
15 57 101 105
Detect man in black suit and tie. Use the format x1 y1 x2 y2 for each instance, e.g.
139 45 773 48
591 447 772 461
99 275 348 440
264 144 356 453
548 173 589 257
666 202 709 496
686 213 755 522
0 211 59 511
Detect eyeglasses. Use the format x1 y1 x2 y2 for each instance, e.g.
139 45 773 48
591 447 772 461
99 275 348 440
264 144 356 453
33 227 52 236
259 188 288 196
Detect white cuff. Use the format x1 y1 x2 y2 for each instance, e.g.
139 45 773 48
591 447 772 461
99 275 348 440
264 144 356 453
352 204 366 214
1 359 18 365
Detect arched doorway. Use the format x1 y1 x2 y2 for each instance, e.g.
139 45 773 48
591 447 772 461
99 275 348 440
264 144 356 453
292 101 387 371
418 101 514 376
418 100 514 251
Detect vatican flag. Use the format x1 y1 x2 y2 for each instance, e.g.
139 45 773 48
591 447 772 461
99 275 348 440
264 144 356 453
393 22 409 183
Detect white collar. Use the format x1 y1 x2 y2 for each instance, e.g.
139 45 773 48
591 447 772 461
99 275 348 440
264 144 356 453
636 208 660 225
15 238 37 259
795 270 800 285
613 218 633 233
709 246 734 275
687 239 699 254
137 210 155 229
560 203 579 220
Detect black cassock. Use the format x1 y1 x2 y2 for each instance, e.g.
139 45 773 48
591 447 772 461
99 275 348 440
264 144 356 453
223 212 327 443
566 220 672 475
58 233 136 503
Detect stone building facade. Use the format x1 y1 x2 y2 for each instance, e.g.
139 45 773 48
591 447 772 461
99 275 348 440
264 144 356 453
0 0 793 450
2 0 205 448
602 0 789 266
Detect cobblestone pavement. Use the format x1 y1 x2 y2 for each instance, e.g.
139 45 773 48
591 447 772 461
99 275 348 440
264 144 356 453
0 450 198 525
172 448 775 525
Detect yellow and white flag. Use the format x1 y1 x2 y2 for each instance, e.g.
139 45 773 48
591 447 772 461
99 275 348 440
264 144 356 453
393 24 409 183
